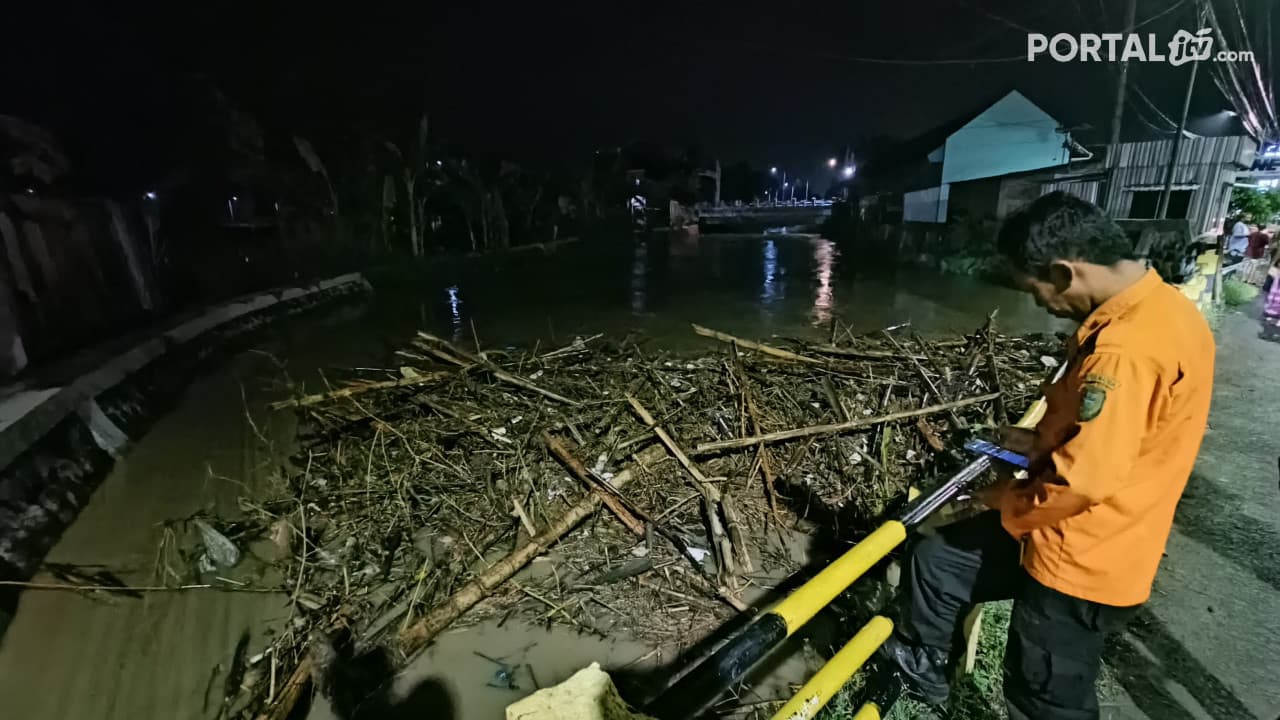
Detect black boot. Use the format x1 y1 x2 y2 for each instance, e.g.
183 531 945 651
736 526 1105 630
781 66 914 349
877 634 951 704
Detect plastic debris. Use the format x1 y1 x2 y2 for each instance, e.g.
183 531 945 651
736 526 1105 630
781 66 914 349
194 519 241 568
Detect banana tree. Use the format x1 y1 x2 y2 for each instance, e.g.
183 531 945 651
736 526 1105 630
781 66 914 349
383 114 433 257
293 136 339 216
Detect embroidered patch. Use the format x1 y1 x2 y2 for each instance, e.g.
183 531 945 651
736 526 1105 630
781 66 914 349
1079 385 1107 421
1082 373 1118 390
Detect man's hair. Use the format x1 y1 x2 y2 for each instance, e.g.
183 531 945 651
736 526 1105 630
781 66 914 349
997 191 1134 271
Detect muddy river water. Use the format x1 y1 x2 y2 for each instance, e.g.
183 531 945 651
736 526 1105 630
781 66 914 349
0 233 1068 719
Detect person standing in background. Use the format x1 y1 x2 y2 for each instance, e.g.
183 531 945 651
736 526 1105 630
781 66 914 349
1227 216 1251 261
1247 225 1271 260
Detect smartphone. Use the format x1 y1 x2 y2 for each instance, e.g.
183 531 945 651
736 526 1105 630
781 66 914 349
964 439 1030 469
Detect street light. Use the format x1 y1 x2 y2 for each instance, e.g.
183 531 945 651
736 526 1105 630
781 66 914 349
827 158 837 168
842 166 855 179
770 166 778 174
144 191 157 201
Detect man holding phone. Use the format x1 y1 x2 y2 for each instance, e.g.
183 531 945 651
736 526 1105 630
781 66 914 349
879 192 1215 720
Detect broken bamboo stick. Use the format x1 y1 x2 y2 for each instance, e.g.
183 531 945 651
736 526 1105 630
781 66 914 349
268 371 453 410
396 445 668 656
416 331 579 405
626 396 739 580
254 656 312 720
692 324 828 366
692 392 1001 454
543 432 646 537
721 492 754 573
807 344 926 361
730 347 781 514
882 330 965 429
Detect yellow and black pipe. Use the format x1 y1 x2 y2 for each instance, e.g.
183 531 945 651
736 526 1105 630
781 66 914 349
646 383 1057 720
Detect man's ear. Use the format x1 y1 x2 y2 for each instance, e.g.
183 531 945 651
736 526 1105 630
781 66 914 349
1048 261 1074 293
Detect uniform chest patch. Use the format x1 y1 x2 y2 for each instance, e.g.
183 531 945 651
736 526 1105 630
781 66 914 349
1079 385 1107 421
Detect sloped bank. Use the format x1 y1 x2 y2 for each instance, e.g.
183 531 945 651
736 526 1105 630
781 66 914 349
0 273 370 630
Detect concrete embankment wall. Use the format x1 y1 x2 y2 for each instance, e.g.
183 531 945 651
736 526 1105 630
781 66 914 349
0 272 370 583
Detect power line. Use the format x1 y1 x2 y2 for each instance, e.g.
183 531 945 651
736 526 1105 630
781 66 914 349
1131 85 1180 130
950 0 1038 34
1132 0 1192 30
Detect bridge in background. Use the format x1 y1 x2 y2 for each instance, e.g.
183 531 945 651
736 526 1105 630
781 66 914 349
695 200 834 230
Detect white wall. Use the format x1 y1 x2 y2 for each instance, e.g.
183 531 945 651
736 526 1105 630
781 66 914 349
904 185 949 223
942 91 1069 185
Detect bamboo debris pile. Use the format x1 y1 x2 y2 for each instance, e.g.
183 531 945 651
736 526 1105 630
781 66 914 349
194 320 1059 718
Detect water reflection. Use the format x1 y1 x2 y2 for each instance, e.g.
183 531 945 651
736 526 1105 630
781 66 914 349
630 242 648 315
445 285 464 341
760 239 781 309
355 234 1065 355
811 238 836 326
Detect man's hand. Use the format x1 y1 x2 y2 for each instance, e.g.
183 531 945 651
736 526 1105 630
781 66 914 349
977 426 1040 509
998 426 1037 457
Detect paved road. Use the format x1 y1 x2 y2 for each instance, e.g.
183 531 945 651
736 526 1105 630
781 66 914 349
1105 305 1280 720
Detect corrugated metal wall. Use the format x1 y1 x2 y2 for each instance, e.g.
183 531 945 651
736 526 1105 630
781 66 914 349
1041 178 1100 204
1040 136 1255 234
1105 136 1254 234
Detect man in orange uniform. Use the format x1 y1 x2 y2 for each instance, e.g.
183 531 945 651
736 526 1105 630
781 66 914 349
880 192 1215 719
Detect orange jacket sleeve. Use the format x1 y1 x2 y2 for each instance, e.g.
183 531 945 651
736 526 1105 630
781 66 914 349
1001 351 1159 537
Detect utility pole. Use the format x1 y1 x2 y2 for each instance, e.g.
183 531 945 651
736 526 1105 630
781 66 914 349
1157 57 1200 219
1102 0 1137 213
1108 0 1137 151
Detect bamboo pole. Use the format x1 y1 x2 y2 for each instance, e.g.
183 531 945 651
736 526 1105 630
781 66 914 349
543 432 646 537
692 324 828 366
268 371 453 410
692 393 1000 455
396 445 667 656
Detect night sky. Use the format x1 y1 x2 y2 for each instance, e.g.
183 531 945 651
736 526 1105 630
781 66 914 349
3 1 1272 193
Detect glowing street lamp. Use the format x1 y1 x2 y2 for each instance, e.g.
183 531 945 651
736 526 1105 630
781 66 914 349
827 158 837 168
769 166 778 174
841 166 855 179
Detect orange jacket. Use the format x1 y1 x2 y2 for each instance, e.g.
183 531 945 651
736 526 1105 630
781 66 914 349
997 269 1215 607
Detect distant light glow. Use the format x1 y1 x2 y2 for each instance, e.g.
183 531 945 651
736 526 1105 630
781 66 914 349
841 166 855 178
769 166 778 174
827 158 837 168
144 191 157 200
231 195 239 202
783 181 789 187
25 188 34 195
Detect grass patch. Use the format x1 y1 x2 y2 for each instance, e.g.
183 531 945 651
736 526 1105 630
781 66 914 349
817 601 1013 720
1222 278 1260 307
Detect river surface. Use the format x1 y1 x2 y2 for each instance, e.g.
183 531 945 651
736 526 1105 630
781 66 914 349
359 233 1065 352
0 232 1068 720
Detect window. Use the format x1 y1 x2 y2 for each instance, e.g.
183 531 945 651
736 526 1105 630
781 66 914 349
1128 189 1191 219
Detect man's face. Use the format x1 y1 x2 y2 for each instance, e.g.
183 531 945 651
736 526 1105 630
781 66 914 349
1011 262 1086 320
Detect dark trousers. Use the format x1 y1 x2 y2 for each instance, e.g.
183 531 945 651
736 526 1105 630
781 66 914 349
898 511 1138 720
